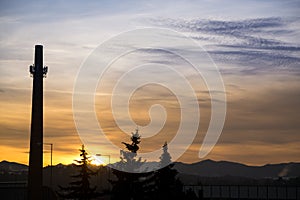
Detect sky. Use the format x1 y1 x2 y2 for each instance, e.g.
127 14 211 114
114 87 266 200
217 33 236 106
0 0 299 166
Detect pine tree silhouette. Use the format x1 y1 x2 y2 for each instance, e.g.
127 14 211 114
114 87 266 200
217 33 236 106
155 142 185 200
57 145 99 200
118 129 144 172
159 142 172 168
109 129 156 200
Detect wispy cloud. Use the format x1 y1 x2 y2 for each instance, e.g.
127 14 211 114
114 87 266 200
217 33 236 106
146 17 300 75
1 0 300 165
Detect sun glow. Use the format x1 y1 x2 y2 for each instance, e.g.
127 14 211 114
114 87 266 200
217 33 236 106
90 156 105 166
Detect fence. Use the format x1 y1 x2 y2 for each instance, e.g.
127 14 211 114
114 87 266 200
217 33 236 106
0 182 57 200
183 185 300 200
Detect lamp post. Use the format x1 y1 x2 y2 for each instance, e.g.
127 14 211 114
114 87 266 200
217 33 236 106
44 143 53 187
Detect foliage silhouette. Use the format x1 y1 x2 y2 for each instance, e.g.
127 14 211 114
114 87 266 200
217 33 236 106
155 142 186 200
109 129 156 200
57 145 99 200
159 142 172 168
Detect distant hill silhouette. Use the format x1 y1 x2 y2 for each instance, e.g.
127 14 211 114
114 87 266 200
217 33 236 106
0 160 28 172
1 160 299 199
173 159 300 178
1 159 300 181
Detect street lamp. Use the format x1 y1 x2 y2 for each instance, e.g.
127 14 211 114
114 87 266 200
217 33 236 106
44 143 53 187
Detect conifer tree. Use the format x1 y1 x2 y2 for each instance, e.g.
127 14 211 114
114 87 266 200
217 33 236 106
155 142 185 200
159 142 172 168
109 129 156 200
57 145 99 200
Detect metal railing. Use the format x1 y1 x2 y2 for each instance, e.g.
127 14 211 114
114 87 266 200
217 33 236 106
183 185 300 199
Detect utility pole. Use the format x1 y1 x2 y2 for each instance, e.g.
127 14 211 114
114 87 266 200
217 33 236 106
44 143 53 187
28 45 48 200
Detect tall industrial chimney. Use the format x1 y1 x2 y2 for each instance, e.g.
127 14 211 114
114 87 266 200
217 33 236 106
28 45 48 199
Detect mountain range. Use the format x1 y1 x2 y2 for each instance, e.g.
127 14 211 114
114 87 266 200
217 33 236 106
1 159 300 179
173 159 300 178
0 160 28 173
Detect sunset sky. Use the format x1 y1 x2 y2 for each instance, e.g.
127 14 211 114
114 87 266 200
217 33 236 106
0 0 299 166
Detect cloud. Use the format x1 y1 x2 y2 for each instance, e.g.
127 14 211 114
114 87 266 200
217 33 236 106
146 17 300 75
220 81 300 143
1 0 300 165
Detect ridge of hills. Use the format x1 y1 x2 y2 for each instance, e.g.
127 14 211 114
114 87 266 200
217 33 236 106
1 159 300 178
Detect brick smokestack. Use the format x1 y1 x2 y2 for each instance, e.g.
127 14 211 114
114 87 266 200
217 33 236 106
28 45 47 200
